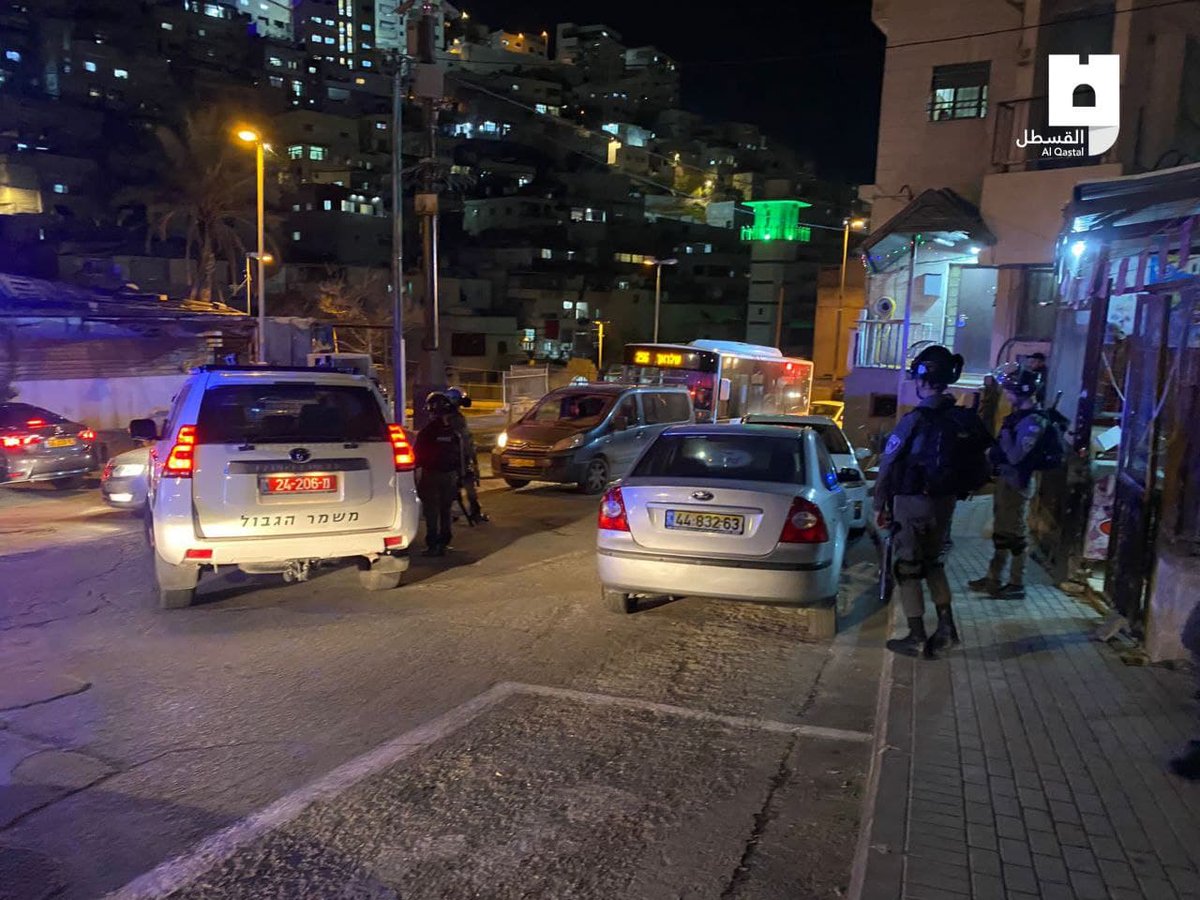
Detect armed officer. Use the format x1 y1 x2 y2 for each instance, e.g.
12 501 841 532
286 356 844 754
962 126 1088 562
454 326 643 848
969 365 1044 600
414 392 463 557
445 386 487 524
876 345 991 658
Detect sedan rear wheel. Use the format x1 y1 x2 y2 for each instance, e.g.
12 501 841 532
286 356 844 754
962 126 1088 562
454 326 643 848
603 587 637 614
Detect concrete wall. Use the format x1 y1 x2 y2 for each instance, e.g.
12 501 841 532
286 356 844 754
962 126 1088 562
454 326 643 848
11 375 184 431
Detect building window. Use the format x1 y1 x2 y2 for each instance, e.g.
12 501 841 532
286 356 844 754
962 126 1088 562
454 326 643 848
52 183 68 194
292 231 301 240
928 62 990 121
161 22 173 30
5 50 21 62
309 146 327 160
323 200 332 210
269 56 283 67
541 248 553 259
114 68 128 79
287 144 303 159
84 60 97 72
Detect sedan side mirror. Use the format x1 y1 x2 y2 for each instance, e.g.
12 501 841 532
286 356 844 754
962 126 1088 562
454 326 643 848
837 467 862 484
612 415 629 432
129 418 160 442
854 447 871 461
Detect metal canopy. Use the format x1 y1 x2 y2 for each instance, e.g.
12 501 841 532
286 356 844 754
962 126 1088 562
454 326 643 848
860 188 997 273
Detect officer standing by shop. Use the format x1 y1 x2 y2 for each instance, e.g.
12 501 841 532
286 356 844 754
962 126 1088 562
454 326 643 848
446 386 487 524
876 345 991 658
968 365 1044 600
414 392 462 557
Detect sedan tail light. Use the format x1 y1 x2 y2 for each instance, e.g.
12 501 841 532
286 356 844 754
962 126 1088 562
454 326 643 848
598 486 630 532
164 425 197 477
3 433 41 449
778 497 828 544
79 429 96 442
387 424 415 471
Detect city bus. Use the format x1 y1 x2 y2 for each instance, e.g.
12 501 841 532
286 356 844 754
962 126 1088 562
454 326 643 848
609 340 814 423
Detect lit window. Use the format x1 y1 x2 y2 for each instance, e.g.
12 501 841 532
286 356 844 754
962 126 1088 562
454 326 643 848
362 60 371 67
541 248 553 259
203 3 224 18
88 87 101 96
362 23 371 31
562 299 573 309
928 62 990 121
114 68 128 79
375 121 387 129
161 22 173 29
84 60 97 72
291 203 300 211
269 56 283 67
269 75 283 87
535 103 547 114
309 146 327 160
53 183 68 194
323 200 332 210
287 144 303 159
5 50 21 62
292 231 301 240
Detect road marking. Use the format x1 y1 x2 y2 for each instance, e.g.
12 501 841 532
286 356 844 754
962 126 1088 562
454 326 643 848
108 680 869 898
509 682 873 743
846 601 899 900
106 683 515 900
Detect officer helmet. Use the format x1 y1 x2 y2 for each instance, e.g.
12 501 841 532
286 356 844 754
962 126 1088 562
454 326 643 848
995 363 1040 398
425 391 454 415
445 386 472 409
908 345 964 387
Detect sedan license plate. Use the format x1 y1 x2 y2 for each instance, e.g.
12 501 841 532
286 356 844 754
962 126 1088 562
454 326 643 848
665 510 745 535
46 437 76 448
508 458 537 469
261 474 338 494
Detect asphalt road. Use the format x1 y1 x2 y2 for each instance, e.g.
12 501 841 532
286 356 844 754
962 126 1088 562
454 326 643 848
0 483 888 900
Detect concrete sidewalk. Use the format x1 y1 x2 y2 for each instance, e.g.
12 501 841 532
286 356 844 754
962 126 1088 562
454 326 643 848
859 497 1200 900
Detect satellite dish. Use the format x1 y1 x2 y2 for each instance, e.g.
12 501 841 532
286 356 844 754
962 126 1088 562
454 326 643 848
872 296 897 319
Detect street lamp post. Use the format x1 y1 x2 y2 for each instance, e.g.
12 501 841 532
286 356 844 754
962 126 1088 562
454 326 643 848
836 218 867 377
242 251 274 316
644 257 677 342
236 127 267 363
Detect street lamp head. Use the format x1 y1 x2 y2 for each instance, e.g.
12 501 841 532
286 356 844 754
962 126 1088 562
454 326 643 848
235 127 261 144
849 218 868 230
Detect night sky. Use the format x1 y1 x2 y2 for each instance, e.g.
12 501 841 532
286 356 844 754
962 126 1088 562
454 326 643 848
465 0 885 184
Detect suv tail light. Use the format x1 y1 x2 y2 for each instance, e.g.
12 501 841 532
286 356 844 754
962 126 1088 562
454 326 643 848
387 424 415 471
164 425 197 477
598 486 630 532
778 497 828 544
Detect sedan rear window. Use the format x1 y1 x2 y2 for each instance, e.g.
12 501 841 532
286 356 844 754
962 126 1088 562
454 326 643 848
811 424 851 456
632 434 808 485
0 404 67 428
196 384 388 444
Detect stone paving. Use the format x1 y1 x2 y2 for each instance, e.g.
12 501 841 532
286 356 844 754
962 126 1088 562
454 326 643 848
862 497 1200 900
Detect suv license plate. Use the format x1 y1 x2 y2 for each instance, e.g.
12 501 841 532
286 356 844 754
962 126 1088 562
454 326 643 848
665 510 745 535
261 474 338 494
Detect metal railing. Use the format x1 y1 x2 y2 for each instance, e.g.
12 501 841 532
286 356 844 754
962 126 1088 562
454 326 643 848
852 319 939 370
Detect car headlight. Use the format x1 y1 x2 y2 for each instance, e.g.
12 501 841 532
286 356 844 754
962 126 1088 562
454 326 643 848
496 431 508 449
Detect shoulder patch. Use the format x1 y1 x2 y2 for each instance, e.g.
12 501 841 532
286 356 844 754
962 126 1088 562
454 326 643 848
884 434 903 456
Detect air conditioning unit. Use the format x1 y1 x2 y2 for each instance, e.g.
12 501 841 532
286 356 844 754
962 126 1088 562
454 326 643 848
872 296 897 319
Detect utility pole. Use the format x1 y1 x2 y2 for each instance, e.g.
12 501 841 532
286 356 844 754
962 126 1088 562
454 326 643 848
390 1 415 426
411 0 446 429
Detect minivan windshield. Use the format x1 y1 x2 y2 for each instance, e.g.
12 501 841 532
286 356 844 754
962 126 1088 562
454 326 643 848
196 384 389 444
523 391 616 428
632 433 808 485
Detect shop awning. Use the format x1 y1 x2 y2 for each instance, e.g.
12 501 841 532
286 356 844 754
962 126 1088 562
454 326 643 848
860 188 997 273
1068 161 1200 237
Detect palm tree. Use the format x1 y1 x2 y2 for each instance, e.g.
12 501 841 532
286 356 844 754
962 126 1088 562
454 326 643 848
130 108 275 302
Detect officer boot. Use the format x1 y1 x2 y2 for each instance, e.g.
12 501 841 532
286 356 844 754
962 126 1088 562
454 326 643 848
923 606 958 659
886 617 927 657
968 553 1005 593
993 552 1027 599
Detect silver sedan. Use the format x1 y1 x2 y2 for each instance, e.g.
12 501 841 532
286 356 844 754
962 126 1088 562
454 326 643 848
596 424 850 613
100 446 150 511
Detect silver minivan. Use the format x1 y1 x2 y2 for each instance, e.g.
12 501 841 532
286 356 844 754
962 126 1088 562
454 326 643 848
492 384 694 493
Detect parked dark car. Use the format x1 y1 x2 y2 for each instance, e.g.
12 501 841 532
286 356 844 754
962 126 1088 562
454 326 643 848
0 402 99 489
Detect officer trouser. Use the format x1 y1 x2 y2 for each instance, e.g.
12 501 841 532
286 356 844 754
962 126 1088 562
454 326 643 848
988 478 1033 586
892 494 957 619
418 470 456 550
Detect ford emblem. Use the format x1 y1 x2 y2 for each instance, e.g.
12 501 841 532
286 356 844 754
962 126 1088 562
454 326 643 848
691 490 714 501
289 448 311 463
